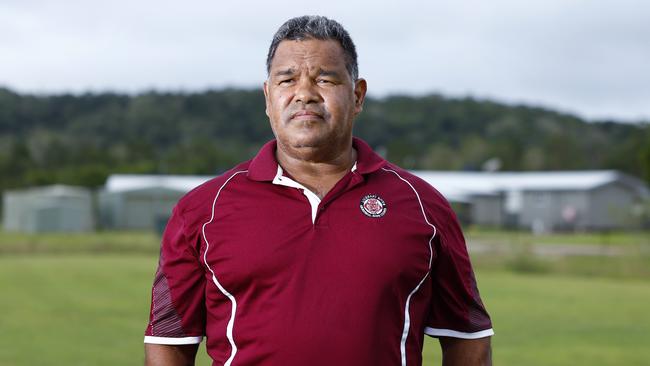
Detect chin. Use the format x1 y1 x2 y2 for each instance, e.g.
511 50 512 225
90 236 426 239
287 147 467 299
286 133 327 148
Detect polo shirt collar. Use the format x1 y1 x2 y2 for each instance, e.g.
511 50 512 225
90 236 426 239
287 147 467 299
351 137 386 174
247 137 386 182
247 140 278 181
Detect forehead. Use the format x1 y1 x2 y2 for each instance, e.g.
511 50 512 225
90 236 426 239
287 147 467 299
270 39 348 73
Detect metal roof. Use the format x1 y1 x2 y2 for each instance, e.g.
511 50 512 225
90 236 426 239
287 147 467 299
5 184 91 197
103 170 647 202
105 174 213 193
413 170 646 202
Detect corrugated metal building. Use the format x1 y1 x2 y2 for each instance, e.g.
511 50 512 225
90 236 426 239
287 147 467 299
414 170 649 232
98 174 211 231
96 170 648 233
2 185 94 233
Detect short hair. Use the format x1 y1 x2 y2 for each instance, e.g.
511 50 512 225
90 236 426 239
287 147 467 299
266 15 359 81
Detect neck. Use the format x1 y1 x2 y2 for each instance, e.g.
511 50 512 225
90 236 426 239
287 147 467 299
276 142 357 198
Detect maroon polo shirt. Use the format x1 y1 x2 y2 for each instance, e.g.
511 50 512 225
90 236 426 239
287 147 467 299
144 138 493 366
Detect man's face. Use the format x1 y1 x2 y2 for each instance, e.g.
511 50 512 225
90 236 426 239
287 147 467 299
264 38 366 160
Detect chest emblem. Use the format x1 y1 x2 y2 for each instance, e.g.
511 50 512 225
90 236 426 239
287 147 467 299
360 194 387 218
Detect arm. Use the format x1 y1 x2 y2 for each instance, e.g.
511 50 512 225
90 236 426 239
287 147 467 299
145 343 199 366
144 205 206 363
413 178 494 365
440 336 492 366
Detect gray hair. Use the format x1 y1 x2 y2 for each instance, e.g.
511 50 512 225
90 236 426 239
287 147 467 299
266 15 359 81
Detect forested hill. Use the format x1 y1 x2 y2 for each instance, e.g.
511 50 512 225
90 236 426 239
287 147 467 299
0 87 648 190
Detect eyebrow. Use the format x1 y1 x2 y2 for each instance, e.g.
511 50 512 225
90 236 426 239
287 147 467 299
272 68 342 78
318 69 341 78
273 68 296 77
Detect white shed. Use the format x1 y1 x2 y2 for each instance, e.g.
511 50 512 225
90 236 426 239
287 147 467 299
412 170 649 231
98 174 212 231
95 171 648 233
2 185 94 233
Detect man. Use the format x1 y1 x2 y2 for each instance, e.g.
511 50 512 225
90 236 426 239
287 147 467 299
144 15 493 366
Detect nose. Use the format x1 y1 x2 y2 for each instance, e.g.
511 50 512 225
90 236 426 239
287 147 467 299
294 77 321 105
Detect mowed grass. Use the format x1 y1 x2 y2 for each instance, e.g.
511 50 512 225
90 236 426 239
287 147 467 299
2 229 648 255
0 230 160 254
0 255 160 365
1 255 649 365
466 227 650 247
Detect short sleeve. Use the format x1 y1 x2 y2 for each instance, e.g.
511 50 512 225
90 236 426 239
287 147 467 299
424 204 494 339
144 205 206 345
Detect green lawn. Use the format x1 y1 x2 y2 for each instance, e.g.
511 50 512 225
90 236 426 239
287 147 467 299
2 229 648 255
1 255 649 365
466 227 650 246
0 230 160 254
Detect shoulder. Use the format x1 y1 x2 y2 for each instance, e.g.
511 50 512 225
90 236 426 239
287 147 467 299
175 160 252 219
379 163 456 224
379 163 449 206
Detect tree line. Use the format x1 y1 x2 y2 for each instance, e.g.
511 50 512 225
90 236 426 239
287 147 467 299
0 86 648 192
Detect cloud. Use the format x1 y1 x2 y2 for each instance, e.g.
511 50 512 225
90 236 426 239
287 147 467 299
1 0 648 121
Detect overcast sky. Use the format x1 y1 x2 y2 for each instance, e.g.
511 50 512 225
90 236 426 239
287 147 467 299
1 0 649 122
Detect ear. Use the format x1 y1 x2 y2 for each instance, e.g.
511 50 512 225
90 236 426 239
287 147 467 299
353 78 367 115
263 80 270 117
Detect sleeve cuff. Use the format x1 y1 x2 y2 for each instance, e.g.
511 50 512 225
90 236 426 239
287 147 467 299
144 336 203 345
424 327 494 339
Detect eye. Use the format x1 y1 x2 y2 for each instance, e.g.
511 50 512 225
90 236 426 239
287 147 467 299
278 79 293 85
317 79 333 84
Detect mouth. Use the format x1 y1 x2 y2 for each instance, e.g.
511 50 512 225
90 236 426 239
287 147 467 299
290 110 324 121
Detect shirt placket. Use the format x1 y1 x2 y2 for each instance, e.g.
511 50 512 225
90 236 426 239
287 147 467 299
271 166 322 224
271 164 362 225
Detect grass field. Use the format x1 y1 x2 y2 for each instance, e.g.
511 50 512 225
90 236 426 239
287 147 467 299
466 227 650 246
0 230 161 254
2 229 648 254
1 254 649 365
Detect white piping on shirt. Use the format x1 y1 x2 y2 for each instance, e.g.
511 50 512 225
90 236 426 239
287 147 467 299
424 327 494 339
144 335 203 345
201 170 248 366
381 167 437 366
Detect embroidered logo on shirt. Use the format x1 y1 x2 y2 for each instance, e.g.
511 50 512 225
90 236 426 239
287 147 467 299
360 194 387 218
